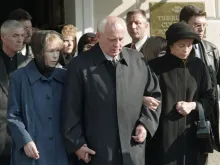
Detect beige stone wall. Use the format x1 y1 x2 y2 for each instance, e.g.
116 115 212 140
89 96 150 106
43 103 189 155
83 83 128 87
64 0 220 48
92 0 220 47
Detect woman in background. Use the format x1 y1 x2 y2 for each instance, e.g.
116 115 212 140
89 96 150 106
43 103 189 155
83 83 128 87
77 32 97 54
55 24 77 66
142 36 167 62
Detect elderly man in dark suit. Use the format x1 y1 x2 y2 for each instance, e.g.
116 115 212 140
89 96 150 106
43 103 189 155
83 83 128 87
0 20 31 164
61 16 161 165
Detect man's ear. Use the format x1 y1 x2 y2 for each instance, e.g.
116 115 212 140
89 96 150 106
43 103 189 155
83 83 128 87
145 22 149 29
1 34 6 43
96 32 101 41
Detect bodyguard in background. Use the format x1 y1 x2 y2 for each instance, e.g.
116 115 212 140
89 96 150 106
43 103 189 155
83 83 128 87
180 5 220 154
125 9 149 53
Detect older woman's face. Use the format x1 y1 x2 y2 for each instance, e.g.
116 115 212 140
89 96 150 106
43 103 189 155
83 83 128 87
44 40 61 67
170 39 194 59
62 36 75 54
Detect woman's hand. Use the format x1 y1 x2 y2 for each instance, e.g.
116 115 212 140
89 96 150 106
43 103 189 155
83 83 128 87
24 141 40 159
176 101 196 116
143 96 161 111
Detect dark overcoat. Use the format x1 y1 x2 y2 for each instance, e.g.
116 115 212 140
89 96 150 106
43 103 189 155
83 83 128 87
147 53 215 165
0 50 31 156
61 44 162 165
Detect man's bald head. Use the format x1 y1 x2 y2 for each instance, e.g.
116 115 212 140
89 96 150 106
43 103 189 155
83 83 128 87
97 16 127 33
96 16 126 58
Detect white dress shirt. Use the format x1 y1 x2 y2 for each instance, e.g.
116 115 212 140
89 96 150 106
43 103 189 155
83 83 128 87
134 35 148 51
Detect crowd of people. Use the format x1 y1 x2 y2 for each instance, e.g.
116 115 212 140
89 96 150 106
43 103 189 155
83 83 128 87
0 4 219 165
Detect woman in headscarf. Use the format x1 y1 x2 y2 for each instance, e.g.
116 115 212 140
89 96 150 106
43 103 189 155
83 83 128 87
7 30 69 165
146 22 215 165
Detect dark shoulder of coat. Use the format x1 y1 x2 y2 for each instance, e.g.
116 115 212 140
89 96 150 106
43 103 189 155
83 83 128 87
125 43 132 48
10 67 26 82
202 40 219 51
123 47 146 67
148 55 167 75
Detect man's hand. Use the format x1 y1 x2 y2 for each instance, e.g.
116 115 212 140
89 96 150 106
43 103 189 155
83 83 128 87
176 101 196 116
132 124 147 143
75 144 96 163
143 96 160 111
24 141 40 159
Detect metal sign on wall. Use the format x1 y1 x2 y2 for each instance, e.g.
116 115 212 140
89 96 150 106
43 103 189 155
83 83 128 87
149 2 205 37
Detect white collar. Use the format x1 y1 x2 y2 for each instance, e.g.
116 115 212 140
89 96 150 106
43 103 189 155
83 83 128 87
134 35 148 51
101 49 120 61
19 44 27 56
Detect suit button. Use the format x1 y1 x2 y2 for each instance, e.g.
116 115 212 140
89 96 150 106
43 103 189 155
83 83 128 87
48 116 52 119
49 136 53 140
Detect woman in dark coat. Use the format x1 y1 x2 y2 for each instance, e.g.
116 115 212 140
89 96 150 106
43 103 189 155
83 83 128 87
147 22 215 165
7 30 69 165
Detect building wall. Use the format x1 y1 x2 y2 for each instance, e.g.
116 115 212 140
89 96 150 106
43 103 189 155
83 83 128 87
65 0 220 48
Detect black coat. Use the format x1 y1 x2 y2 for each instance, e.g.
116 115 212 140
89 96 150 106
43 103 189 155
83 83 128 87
147 53 215 165
0 51 31 156
61 44 161 165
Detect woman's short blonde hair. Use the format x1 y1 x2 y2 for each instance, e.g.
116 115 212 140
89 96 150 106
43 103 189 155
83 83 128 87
45 33 63 50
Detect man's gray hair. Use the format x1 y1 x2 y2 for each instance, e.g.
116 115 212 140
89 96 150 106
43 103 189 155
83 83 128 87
97 18 108 33
97 17 126 33
1 20 23 35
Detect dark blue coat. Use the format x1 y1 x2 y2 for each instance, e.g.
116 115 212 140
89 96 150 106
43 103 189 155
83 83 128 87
7 60 69 165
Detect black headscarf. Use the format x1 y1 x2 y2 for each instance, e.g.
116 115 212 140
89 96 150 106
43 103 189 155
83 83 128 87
30 30 62 76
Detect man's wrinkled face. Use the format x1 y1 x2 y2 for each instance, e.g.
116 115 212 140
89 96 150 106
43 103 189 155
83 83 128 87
188 16 207 39
97 23 126 58
1 27 25 52
126 13 148 42
20 20 32 44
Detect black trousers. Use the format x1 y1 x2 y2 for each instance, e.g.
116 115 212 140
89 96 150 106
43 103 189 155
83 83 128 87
0 155 10 165
197 154 208 165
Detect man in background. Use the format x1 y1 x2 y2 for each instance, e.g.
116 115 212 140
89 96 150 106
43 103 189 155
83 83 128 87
8 8 33 58
125 9 149 53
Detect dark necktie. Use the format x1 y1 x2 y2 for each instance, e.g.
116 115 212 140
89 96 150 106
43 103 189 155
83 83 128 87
131 43 136 50
112 58 118 66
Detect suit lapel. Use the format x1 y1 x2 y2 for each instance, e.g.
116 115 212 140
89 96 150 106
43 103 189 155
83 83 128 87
17 53 29 69
0 56 9 96
200 41 209 66
0 53 30 96
116 49 131 156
